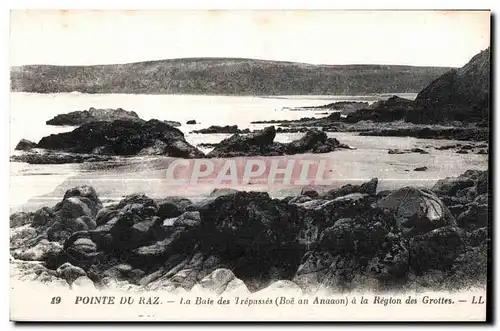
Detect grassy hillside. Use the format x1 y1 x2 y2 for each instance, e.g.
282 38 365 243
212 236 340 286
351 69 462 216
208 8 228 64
11 58 452 95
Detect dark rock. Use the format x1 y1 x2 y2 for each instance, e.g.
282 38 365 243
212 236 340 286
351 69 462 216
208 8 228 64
200 191 301 250
474 193 488 205
37 119 205 158
207 126 280 157
10 212 34 228
163 120 182 127
436 144 459 150
288 101 369 112
46 107 141 126
294 251 357 291
12 239 63 262
411 148 429 154
32 207 54 227
10 150 114 164
456 203 488 230
388 148 429 155
15 139 37 151
193 125 242 134
344 96 415 123
284 129 349 154
171 211 201 227
156 197 192 219
300 189 319 199
63 236 99 266
432 176 475 197
411 47 490 124
207 126 349 157
132 228 193 260
62 185 102 217
461 144 475 150
409 226 464 273
56 262 87 284
367 239 409 281
361 126 488 142
103 264 133 281
186 120 197 125
323 178 378 199
377 187 455 235
96 208 119 226
209 188 240 198
466 227 488 247
414 166 428 171
9 171 490 292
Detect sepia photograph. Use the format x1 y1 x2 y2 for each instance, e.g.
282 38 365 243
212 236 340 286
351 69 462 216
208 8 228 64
8 9 491 322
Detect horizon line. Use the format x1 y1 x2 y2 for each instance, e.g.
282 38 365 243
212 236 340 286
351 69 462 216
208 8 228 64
10 56 458 69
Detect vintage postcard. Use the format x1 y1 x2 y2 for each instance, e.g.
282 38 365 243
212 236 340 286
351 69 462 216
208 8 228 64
9 10 490 322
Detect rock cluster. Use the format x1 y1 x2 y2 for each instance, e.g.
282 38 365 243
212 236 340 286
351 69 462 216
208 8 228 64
37 119 205 158
13 123 351 163
193 125 250 134
207 126 350 158
11 170 488 293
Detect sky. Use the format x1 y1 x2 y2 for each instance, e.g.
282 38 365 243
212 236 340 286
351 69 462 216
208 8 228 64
9 10 491 67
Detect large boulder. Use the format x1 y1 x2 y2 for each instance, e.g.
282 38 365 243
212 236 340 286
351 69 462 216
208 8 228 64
344 96 415 123
293 252 359 292
432 177 475 197
46 107 141 126
156 197 193 219
411 47 490 123
62 235 100 267
57 262 87 284
456 202 489 230
284 129 349 154
199 191 301 250
36 119 205 158
207 126 280 157
207 126 349 157
408 226 464 273
322 178 378 199
366 235 409 281
12 239 62 261
376 187 456 235
10 212 34 228
14 139 37 151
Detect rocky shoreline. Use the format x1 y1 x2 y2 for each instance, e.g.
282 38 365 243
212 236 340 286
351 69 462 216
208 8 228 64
10 170 488 293
12 121 354 163
248 48 490 144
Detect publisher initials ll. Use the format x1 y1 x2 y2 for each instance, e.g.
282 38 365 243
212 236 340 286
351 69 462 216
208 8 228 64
471 296 485 304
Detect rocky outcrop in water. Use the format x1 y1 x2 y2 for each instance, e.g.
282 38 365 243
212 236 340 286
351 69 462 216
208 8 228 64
330 96 415 123
207 126 350 158
10 171 488 293
36 119 205 158
360 126 488 141
285 101 369 112
46 107 142 126
14 139 37 151
193 125 250 134
10 150 114 164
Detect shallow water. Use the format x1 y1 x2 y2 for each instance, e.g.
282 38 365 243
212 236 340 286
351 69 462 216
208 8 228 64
10 92 487 212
